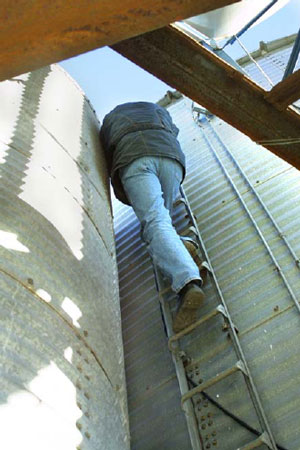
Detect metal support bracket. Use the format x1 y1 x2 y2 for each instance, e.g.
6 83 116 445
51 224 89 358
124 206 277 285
237 431 273 450
168 304 228 352
181 360 248 407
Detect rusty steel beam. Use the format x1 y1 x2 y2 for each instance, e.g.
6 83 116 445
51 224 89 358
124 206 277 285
265 69 300 111
112 26 300 170
0 0 240 81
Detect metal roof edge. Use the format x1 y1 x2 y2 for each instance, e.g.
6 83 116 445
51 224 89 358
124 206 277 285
237 33 297 66
157 89 183 107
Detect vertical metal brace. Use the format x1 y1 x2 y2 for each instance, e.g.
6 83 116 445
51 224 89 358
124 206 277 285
204 121 300 315
283 27 300 79
154 266 203 450
207 120 300 272
222 0 279 49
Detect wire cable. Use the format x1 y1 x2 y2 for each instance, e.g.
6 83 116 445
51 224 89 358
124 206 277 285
221 0 279 49
187 376 289 450
235 35 274 88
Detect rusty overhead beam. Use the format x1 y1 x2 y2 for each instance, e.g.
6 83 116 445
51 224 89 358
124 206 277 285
0 0 241 81
112 26 300 170
265 68 300 111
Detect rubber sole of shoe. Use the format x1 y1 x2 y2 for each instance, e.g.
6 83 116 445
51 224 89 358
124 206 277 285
173 286 205 333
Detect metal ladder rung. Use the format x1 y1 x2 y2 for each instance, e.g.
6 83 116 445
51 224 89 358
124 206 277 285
181 360 247 406
168 305 228 351
237 432 273 450
181 235 199 249
174 197 188 207
199 260 211 272
159 262 211 298
187 225 198 237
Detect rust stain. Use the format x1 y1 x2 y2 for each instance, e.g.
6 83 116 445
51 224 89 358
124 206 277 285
114 14 129 21
63 25 109 36
128 8 157 18
0 0 241 80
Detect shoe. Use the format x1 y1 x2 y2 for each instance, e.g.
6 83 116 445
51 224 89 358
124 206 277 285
173 282 205 333
182 237 199 263
182 237 210 285
182 237 204 268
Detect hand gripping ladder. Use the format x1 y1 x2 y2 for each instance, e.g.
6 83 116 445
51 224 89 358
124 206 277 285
153 186 278 450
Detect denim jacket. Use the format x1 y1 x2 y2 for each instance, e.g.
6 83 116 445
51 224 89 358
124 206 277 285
100 101 186 204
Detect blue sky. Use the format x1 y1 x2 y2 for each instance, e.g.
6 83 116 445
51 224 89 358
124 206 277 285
60 0 300 121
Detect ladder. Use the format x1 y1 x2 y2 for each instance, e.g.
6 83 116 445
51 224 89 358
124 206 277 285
153 186 279 450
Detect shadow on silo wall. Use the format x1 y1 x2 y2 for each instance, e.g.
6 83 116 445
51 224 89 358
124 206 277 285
0 66 129 450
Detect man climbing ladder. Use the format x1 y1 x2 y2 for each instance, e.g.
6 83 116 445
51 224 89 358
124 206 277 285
100 101 204 332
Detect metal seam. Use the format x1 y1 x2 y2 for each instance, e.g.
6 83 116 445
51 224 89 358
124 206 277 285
37 120 106 202
1 112 106 204
1 153 113 256
0 266 113 387
184 303 295 373
39 163 112 255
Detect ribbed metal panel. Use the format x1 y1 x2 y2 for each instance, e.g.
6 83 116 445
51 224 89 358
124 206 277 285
169 98 300 449
0 66 129 450
114 204 192 449
115 40 300 450
242 42 300 93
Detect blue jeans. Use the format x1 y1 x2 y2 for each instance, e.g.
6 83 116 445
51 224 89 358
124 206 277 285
119 156 201 293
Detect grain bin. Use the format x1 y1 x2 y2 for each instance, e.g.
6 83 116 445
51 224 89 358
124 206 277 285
0 65 129 450
115 35 300 450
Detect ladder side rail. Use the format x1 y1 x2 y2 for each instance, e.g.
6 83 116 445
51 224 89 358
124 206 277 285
154 267 203 450
179 186 278 450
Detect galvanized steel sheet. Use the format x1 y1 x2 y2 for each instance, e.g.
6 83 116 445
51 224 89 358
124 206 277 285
115 38 300 450
0 66 129 450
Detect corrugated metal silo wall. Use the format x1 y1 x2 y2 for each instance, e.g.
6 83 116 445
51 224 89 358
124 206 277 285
240 40 300 91
114 199 192 449
0 66 129 450
114 44 300 450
